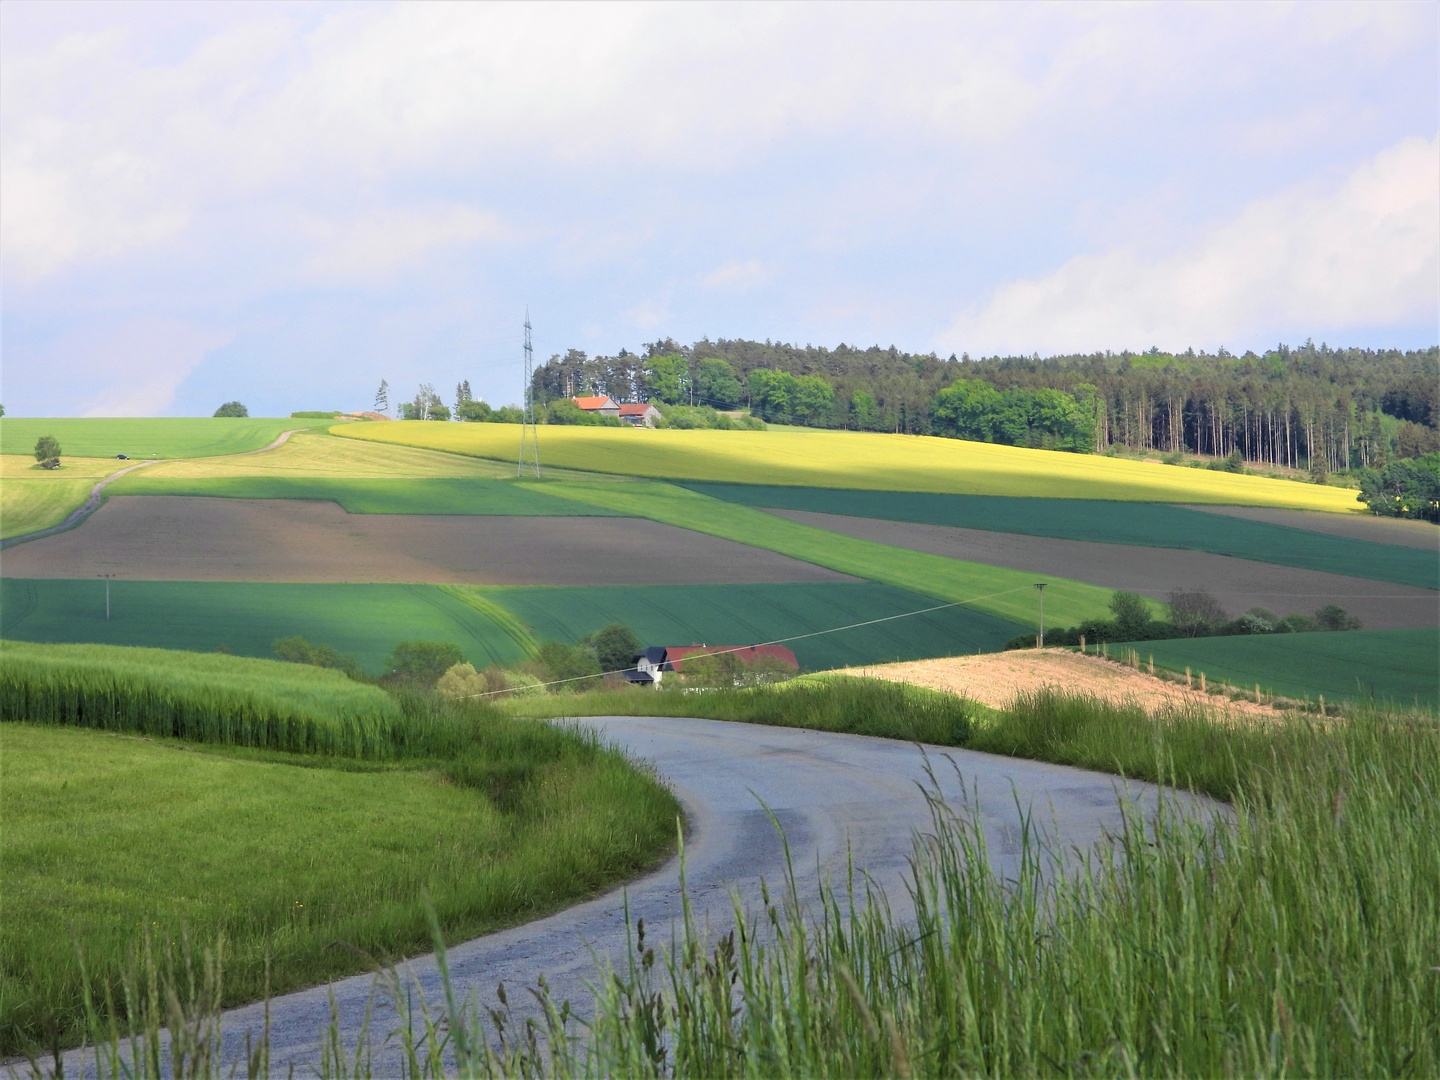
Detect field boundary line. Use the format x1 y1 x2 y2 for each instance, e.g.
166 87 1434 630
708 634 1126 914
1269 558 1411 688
0 429 306 550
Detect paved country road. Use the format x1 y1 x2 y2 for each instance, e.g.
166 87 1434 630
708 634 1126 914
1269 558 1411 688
19 715 1221 1078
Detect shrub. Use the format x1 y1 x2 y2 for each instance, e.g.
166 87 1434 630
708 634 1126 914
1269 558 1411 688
435 662 488 701
386 640 465 688
272 635 362 678
584 623 641 672
531 640 601 690
213 402 249 418
1108 590 1150 639
1315 604 1363 631
1167 587 1227 636
32 434 60 463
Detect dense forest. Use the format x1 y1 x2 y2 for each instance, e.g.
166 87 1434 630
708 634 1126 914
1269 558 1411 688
531 338 1439 472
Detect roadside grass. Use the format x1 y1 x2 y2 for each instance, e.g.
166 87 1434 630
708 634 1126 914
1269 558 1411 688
510 675 974 745
0 418 317 460
103 475 629 516
45 690 1438 1077
685 482 1440 590
1114 627 1440 710
546 700 1436 1078
481 581 1026 670
518 481 1124 627
335 420 1362 510
0 580 532 673
0 646 680 1058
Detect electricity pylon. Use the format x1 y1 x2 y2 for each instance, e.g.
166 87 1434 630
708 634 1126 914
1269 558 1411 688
518 309 541 478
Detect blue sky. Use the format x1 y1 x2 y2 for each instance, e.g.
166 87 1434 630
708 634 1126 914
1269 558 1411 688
2 1 1436 417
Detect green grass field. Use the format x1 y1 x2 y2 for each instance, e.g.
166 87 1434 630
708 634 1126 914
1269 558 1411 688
0 580 532 672
483 581 1028 670
683 483 1440 590
103 475 629 516
525 480 1125 626
337 420 1362 510
1 711 679 1059
1116 628 1439 707
0 418 320 459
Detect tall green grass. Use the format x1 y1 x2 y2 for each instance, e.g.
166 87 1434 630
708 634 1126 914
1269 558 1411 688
509 675 974 746
44 695 1437 1077
1 640 681 1058
546 705 1437 1078
0 641 417 757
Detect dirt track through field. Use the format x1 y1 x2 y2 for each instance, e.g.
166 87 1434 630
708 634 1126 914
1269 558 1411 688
838 649 1281 718
766 509 1439 630
0 496 858 586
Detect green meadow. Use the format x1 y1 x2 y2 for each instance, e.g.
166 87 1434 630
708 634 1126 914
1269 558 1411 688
0 644 679 1056
0 579 532 672
482 581 1028 670
527 480 1123 626
1116 627 1440 708
684 483 1440 590
0 418 319 460
104 474 629 515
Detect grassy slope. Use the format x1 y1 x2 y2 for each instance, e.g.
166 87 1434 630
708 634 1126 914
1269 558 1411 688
336 421 1362 510
0 418 319 459
1 716 678 1056
104 475 629 516
685 483 1439 591
0 580 531 672
482 582 1027 670
1116 627 1440 708
525 480 1122 627
1 456 132 540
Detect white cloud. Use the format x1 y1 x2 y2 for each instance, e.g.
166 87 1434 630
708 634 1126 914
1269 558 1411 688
703 259 767 291
299 204 507 286
941 135 1440 355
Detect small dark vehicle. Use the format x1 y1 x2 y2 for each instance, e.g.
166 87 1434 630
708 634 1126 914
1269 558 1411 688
116 454 130 460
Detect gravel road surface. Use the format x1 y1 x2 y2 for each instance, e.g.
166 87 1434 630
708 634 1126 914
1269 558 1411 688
23 715 1219 1078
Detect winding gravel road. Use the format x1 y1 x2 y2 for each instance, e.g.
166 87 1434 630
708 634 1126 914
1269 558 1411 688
28 715 1220 1078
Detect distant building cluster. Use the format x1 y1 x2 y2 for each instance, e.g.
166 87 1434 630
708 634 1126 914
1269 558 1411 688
572 396 662 427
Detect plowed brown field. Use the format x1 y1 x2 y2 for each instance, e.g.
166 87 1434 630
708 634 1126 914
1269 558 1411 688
1 496 857 586
765 509 1436 630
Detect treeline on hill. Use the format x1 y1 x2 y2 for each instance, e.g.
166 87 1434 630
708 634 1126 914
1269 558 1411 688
1008 588 1364 651
528 337 1439 470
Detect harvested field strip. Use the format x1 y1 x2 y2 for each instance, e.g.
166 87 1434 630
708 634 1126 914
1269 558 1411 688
685 483 1438 590
761 509 1440 631
833 649 1278 718
482 581 1028 670
337 420 1361 510
0 640 404 756
526 480 1120 626
114 430 623 482
0 579 529 673
0 417 317 459
2 478 98 540
0 497 855 587
105 475 627 515
1116 627 1440 708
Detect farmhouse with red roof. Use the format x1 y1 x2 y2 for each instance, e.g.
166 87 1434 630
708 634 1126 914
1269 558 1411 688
626 644 799 685
571 395 620 417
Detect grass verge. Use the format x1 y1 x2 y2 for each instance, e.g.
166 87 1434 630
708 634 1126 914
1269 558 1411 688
0 644 679 1059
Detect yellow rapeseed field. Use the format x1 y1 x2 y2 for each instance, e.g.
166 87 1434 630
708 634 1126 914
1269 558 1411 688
335 422 1363 511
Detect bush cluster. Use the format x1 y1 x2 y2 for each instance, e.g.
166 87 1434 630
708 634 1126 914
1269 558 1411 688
1007 587 1362 650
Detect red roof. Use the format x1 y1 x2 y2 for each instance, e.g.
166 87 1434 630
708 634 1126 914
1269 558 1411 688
573 396 616 410
617 402 657 416
663 645 799 672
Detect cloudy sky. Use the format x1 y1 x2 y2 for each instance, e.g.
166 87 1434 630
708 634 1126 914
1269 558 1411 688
2 1 1436 417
